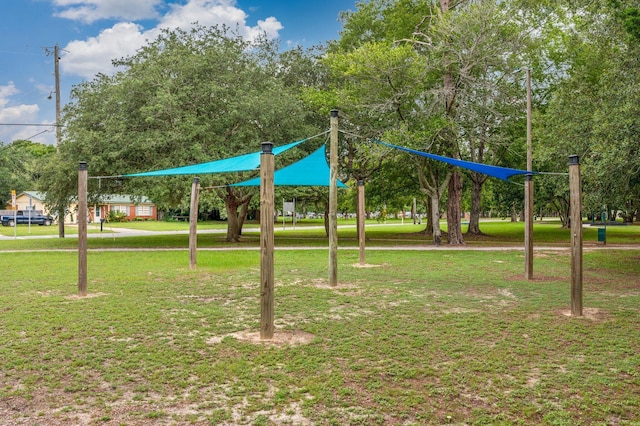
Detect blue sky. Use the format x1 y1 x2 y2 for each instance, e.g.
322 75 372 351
0 0 356 145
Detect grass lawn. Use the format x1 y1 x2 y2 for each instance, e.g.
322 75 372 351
0 246 638 425
1 219 638 251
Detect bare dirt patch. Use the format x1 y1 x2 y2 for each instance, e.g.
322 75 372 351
351 263 382 268
207 329 314 346
504 274 566 282
311 279 360 290
559 307 611 322
64 292 109 300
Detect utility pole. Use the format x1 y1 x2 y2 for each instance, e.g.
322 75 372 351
55 44 61 147
55 44 65 238
46 44 65 238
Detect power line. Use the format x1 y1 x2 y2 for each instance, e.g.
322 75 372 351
24 129 55 140
0 123 63 127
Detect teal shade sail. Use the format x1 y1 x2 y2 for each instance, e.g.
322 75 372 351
126 139 306 177
231 145 348 187
374 140 535 181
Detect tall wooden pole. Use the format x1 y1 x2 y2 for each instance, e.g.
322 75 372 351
188 177 200 270
328 109 339 286
78 161 88 297
260 142 275 339
524 68 534 280
525 174 533 279
358 180 366 266
54 44 65 239
569 155 583 316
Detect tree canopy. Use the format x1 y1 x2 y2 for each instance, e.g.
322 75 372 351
29 0 640 236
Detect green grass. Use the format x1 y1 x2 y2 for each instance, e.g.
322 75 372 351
0 247 638 425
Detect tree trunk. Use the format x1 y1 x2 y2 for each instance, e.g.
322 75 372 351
58 207 65 238
223 188 252 242
431 195 442 246
421 198 432 235
238 200 250 236
418 161 450 245
323 201 330 237
552 196 570 228
225 198 241 242
447 170 465 245
224 197 245 242
467 172 486 236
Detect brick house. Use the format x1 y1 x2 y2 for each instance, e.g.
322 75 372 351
8 191 157 223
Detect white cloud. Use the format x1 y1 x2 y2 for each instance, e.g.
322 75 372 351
60 0 283 79
0 82 20 108
0 82 42 144
62 22 148 79
0 104 40 123
159 0 248 30
245 17 284 41
53 0 162 24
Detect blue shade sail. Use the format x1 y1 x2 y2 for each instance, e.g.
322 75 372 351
231 145 348 187
125 139 306 177
373 140 535 181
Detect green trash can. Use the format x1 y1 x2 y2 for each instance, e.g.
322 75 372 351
597 227 606 244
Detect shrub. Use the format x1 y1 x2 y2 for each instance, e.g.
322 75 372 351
107 210 128 222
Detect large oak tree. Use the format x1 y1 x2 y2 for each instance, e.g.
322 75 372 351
43 25 313 241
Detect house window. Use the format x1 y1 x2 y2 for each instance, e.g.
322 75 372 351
111 205 128 214
136 205 152 216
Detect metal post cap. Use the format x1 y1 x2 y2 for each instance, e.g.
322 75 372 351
261 142 274 154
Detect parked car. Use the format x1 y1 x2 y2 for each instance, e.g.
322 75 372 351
1 210 54 226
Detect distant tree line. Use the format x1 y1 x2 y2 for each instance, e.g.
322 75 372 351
3 0 637 241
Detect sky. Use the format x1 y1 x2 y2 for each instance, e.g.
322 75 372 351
0 0 357 145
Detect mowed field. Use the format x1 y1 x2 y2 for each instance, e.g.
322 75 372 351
0 221 638 425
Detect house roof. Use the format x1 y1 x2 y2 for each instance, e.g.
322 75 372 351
18 191 46 201
16 191 153 205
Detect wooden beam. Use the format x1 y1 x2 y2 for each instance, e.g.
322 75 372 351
569 155 583 316
358 180 365 266
328 109 339 286
78 161 88 297
189 177 200 270
525 174 534 279
260 142 275 339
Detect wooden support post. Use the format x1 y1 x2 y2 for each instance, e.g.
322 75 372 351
78 161 88 297
525 173 534 279
524 67 534 280
189 177 200 270
260 142 275 339
328 109 339 286
569 155 583 316
358 180 366 266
